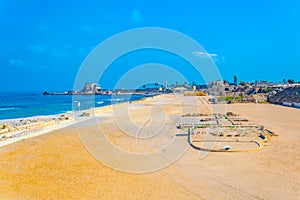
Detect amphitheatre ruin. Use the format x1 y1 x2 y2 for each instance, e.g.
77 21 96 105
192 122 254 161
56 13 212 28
177 111 278 152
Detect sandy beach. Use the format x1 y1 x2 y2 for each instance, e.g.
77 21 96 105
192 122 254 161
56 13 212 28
0 94 299 199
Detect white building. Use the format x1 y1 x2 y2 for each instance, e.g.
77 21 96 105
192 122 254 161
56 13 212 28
83 83 101 93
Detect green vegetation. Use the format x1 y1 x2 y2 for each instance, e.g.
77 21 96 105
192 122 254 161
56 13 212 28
229 126 236 129
262 87 273 93
240 81 246 86
217 96 242 101
2 124 6 129
283 78 286 84
198 124 211 128
287 79 295 84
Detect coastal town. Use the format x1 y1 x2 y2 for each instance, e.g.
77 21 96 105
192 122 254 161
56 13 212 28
43 76 300 108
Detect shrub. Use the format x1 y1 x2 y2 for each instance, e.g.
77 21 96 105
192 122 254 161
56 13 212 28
217 96 242 101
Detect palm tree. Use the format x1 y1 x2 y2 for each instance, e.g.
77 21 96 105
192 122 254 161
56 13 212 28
234 75 238 85
283 78 286 84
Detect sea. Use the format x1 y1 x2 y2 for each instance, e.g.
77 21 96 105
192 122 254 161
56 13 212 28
0 92 149 120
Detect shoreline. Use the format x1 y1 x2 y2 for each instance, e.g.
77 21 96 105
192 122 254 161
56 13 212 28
0 95 157 148
1 93 297 149
0 92 154 121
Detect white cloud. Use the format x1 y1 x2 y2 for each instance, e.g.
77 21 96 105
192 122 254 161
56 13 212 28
131 9 143 23
9 59 25 68
192 51 225 62
50 45 87 58
192 51 218 57
27 44 46 54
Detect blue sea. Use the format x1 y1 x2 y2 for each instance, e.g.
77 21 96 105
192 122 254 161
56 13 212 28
0 92 148 120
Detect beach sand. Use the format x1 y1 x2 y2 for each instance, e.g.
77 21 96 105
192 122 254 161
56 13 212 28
0 95 299 199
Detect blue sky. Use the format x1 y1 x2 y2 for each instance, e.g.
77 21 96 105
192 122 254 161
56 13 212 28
0 0 299 91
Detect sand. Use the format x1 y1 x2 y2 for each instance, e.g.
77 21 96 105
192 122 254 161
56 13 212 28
0 95 299 199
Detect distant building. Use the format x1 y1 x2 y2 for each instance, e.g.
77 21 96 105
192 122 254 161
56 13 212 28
83 83 101 93
208 81 224 88
193 85 196 92
208 81 225 96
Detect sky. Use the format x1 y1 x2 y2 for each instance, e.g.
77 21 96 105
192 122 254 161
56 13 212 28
0 0 299 91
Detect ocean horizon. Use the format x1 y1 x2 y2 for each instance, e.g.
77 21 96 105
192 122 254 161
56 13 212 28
0 92 147 120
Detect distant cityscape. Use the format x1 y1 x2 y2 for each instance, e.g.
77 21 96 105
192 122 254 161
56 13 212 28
43 82 171 95
43 76 300 108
